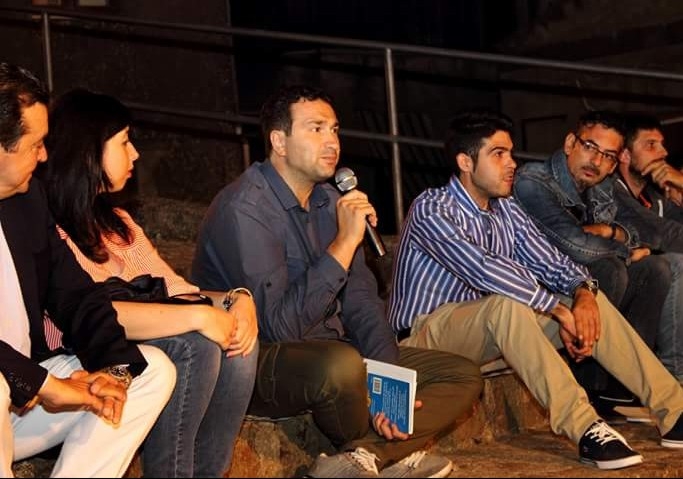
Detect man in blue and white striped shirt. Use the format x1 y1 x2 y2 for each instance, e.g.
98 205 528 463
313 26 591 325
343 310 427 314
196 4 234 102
388 109 683 470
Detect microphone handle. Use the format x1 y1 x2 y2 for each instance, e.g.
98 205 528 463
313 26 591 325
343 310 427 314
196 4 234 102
365 221 387 257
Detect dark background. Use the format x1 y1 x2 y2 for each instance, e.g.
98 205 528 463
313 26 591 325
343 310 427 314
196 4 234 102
2 0 683 233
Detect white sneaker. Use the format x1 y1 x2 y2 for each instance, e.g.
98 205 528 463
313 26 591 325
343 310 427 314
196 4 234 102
307 447 379 477
378 451 453 478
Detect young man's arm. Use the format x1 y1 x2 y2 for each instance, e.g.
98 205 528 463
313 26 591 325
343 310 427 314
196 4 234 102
192 190 351 343
409 198 558 313
614 186 683 254
514 169 631 264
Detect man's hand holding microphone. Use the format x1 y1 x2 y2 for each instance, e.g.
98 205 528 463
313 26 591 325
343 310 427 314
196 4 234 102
327 167 386 270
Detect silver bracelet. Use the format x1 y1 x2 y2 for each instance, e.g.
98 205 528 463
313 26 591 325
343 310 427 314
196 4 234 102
222 287 253 311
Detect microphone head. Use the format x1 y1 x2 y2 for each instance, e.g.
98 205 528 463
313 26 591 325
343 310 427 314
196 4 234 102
335 167 357 193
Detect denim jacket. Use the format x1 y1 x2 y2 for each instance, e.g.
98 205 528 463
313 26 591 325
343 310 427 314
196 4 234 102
614 176 683 254
513 149 654 265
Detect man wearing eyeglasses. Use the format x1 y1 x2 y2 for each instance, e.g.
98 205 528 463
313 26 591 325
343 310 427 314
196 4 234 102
513 110 671 424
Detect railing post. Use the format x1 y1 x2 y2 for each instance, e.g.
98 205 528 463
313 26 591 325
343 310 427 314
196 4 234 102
41 12 54 92
225 0 250 173
384 48 404 232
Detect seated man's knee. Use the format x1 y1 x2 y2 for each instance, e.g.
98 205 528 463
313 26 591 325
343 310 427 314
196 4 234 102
488 295 534 320
313 342 366 395
646 254 673 284
591 257 628 301
664 253 683 279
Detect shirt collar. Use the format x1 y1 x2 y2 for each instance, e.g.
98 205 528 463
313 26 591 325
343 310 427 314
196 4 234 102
549 149 615 204
549 149 583 204
446 174 502 217
259 159 330 211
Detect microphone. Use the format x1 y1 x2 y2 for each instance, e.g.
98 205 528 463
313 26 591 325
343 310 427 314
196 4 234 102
334 167 387 258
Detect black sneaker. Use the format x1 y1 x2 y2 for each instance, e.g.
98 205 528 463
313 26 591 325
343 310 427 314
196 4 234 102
579 420 643 470
661 414 683 448
592 396 653 425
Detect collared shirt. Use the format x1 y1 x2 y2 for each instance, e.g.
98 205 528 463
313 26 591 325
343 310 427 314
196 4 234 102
0 219 31 357
57 209 197 296
388 175 590 333
192 160 399 363
615 176 665 219
0 179 146 408
44 208 198 350
614 176 683 253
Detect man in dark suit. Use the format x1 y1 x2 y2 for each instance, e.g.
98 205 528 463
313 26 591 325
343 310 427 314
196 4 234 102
0 62 176 477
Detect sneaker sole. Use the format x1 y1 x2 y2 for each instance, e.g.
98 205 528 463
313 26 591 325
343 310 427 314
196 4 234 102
661 439 683 449
580 454 643 470
613 406 653 424
626 416 654 423
427 461 453 478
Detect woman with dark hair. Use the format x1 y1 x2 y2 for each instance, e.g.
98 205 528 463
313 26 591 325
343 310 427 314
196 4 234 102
40 88 258 478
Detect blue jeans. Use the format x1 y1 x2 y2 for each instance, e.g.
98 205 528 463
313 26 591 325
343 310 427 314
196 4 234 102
142 332 258 477
659 253 683 381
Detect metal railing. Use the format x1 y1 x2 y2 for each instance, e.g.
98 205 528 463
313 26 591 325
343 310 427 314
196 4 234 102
3 5 683 229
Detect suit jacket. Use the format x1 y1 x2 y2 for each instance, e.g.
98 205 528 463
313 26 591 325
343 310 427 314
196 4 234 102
0 179 146 408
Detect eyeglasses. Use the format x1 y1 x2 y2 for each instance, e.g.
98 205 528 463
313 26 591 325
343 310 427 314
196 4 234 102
573 134 619 165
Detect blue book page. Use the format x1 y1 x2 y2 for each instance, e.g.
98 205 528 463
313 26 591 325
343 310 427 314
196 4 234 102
364 358 417 434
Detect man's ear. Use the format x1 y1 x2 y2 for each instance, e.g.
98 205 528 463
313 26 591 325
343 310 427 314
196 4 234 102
456 152 473 173
619 148 631 166
563 132 576 156
608 161 618 175
270 130 286 157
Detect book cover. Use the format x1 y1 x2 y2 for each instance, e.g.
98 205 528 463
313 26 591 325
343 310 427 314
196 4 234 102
363 358 417 434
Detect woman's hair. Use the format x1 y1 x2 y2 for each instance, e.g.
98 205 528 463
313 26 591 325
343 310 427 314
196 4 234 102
41 88 132 262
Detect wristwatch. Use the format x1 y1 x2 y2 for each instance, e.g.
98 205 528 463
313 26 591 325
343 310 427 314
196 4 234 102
576 279 599 296
103 364 133 389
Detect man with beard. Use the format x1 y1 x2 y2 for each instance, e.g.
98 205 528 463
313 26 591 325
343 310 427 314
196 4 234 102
614 112 683 384
513 110 671 422
191 85 483 478
388 108 683 471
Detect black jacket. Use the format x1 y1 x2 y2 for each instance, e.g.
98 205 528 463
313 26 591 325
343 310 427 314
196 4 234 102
0 179 146 408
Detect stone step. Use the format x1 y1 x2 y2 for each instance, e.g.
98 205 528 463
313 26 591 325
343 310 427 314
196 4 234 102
226 372 548 478
12 371 548 478
19 370 683 477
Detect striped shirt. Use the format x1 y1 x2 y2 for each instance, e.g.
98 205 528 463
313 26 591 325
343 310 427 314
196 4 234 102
388 175 591 333
45 208 197 349
56 209 197 295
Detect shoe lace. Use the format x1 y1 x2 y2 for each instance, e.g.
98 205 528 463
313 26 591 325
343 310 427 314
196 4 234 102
348 448 379 475
397 450 426 469
586 421 629 446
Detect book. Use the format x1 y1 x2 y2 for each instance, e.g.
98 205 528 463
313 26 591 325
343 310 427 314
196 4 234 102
363 358 417 434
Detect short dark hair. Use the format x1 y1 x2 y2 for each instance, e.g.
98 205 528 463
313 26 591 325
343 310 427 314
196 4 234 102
259 85 334 156
0 62 49 151
576 110 626 139
445 109 513 175
622 112 663 150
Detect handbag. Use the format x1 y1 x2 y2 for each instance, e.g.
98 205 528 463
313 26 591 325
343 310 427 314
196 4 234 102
102 274 213 306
